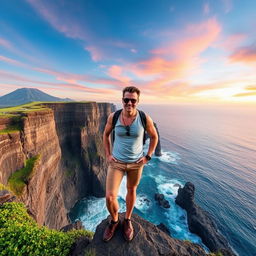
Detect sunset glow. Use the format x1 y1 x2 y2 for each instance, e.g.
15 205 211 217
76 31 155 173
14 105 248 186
0 0 256 104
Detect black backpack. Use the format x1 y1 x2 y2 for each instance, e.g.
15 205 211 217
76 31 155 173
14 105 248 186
112 109 147 144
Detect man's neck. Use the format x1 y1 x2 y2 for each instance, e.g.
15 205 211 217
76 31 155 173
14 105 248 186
122 109 137 117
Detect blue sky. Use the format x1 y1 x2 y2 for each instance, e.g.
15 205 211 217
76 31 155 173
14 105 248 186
0 0 256 104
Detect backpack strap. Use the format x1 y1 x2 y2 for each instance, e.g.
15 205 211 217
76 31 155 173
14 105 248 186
112 109 122 143
112 109 122 129
138 110 147 145
138 110 147 130
112 109 147 144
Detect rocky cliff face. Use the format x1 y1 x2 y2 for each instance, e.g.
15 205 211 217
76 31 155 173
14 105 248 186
0 103 114 229
43 103 115 210
0 110 67 229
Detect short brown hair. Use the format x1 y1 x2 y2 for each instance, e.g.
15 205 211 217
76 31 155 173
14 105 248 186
122 86 140 98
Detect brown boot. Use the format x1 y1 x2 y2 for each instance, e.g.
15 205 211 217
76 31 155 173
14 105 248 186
122 218 134 241
103 219 120 242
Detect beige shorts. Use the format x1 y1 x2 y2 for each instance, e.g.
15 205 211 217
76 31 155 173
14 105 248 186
106 160 144 195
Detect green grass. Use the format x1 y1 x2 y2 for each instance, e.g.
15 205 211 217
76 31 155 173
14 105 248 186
0 102 50 116
0 115 24 134
84 248 96 256
0 202 93 256
8 156 40 195
208 252 223 256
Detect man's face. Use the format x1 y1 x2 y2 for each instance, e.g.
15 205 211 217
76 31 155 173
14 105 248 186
122 92 139 112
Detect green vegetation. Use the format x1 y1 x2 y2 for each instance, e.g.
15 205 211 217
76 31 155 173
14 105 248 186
8 156 40 195
208 252 223 256
84 248 96 256
0 202 93 256
0 115 24 134
0 183 10 191
0 102 48 115
0 101 94 117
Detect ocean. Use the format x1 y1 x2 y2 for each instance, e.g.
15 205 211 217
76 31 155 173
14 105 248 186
69 104 256 256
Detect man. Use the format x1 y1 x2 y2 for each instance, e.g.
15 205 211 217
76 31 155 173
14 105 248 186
102 86 158 242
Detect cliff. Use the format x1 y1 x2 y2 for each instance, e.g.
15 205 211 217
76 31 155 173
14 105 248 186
71 213 209 256
0 102 114 229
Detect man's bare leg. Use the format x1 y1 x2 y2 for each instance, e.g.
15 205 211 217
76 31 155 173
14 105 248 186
125 187 137 219
106 166 124 221
125 165 143 219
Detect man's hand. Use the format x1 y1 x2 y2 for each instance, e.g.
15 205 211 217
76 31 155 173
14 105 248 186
136 156 148 165
107 155 118 163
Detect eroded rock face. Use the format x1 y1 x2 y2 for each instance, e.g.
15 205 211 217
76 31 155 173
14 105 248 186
0 103 114 229
0 132 25 184
44 102 115 210
175 182 236 256
85 213 208 256
16 110 67 229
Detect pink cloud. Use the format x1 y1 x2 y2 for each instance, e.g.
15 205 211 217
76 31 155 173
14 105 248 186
26 0 134 62
221 0 233 13
0 55 29 68
26 0 90 41
152 18 221 58
0 38 13 50
203 3 210 15
216 33 247 51
85 46 103 62
107 65 131 84
230 44 256 63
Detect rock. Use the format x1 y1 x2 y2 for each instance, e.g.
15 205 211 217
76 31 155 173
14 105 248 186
157 223 171 236
60 220 91 256
155 193 171 208
85 213 208 256
175 182 236 256
0 190 15 204
154 122 162 156
155 193 164 201
69 236 91 256
60 220 84 232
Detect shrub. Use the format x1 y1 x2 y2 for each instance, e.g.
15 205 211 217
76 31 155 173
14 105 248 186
0 202 93 256
8 156 40 195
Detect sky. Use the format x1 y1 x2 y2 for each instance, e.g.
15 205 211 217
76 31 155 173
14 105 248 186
0 0 256 104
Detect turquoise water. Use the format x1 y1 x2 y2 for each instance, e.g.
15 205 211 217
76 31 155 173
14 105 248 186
69 104 256 256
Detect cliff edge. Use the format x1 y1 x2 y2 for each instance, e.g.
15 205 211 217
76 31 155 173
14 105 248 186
71 213 209 256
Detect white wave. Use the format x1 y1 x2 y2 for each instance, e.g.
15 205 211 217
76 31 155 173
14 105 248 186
135 194 152 213
158 150 180 164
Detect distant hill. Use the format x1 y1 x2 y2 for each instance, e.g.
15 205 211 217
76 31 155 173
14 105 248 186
0 88 73 108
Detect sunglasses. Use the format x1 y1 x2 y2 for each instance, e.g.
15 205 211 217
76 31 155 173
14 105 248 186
123 98 137 104
125 125 130 136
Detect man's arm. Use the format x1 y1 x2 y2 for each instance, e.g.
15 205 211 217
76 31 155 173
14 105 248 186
136 114 158 164
103 113 117 163
145 114 158 157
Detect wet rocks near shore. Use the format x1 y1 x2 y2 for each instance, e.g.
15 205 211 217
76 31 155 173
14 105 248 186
175 182 236 256
155 193 171 208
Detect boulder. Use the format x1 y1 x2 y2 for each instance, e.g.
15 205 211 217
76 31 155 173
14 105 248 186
155 193 171 208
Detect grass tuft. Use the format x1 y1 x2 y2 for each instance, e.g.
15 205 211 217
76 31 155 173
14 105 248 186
8 156 40 195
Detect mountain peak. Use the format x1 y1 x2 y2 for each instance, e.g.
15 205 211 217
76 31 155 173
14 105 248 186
0 88 73 107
